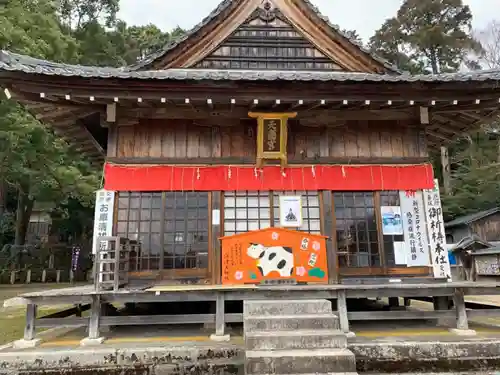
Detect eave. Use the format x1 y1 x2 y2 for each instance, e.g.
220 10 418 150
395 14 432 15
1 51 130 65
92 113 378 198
2 63 500 159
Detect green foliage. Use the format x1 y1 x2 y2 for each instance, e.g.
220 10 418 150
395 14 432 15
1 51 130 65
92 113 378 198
369 0 482 73
0 0 187 246
442 132 500 220
0 0 79 61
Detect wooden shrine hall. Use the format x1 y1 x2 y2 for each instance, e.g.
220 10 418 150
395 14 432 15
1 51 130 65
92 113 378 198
1 0 500 346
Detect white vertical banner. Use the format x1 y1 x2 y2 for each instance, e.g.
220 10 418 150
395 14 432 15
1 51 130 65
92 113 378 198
92 189 115 255
423 180 452 280
399 190 430 266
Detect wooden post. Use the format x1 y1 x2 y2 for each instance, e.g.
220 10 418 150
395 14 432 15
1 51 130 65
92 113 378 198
210 192 222 285
88 295 101 340
374 192 387 273
321 191 338 284
453 288 469 330
337 290 353 336
210 191 224 285
24 304 37 340
56 270 61 283
441 146 451 195
9 270 15 285
25 269 31 284
433 296 449 311
41 269 47 283
69 269 74 284
210 291 229 341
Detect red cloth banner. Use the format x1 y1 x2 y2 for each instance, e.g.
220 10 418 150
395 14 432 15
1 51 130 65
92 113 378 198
104 163 434 192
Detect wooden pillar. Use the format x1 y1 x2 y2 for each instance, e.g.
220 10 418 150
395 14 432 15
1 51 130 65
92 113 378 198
88 295 101 340
210 192 222 285
374 192 387 272
453 288 469 330
210 291 229 341
321 191 338 284
441 146 451 195
337 290 353 336
388 297 400 308
23 304 37 340
26 269 31 284
433 296 449 311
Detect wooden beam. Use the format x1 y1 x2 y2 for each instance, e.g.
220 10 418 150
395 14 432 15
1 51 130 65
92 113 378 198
11 80 500 103
420 106 429 124
106 103 116 123
426 130 452 142
119 107 413 122
106 156 430 165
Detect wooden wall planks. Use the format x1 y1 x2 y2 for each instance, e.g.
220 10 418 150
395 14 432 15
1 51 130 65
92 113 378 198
115 119 428 160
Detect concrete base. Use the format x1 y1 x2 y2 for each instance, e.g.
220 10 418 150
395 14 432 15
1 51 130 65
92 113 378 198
210 334 231 342
12 338 41 349
210 334 230 342
449 328 477 336
80 337 106 346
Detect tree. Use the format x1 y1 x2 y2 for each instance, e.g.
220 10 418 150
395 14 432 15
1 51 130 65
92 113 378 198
58 0 120 30
369 0 482 74
475 20 500 69
0 0 99 246
0 0 78 62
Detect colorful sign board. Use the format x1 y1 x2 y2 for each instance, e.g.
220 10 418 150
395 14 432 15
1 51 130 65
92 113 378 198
220 228 328 285
92 189 115 254
399 190 430 267
423 180 452 280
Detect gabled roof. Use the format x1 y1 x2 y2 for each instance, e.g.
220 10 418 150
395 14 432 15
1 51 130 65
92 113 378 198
445 207 500 228
130 0 400 73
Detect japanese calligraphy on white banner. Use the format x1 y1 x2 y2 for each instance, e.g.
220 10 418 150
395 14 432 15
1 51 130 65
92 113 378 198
92 189 115 254
423 180 452 280
399 190 430 266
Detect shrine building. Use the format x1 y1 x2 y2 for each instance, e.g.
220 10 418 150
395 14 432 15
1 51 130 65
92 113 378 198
1 0 499 289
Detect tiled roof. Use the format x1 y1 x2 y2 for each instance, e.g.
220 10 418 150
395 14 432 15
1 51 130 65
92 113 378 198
130 0 400 72
445 207 500 228
2 50 500 83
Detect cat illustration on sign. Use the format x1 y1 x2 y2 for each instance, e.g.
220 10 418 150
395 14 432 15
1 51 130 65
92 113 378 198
247 243 294 277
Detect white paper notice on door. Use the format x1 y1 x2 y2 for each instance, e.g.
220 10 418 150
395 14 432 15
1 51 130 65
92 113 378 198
393 241 407 265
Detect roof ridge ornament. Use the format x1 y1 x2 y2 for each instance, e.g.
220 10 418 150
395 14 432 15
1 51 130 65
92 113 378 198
257 0 278 22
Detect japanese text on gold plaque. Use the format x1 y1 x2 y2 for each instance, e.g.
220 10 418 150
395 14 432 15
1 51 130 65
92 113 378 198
249 112 297 168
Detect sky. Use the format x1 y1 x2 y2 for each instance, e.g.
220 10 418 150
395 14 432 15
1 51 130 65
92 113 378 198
117 0 496 43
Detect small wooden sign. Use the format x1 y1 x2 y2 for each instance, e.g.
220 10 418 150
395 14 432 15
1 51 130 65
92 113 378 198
249 112 297 167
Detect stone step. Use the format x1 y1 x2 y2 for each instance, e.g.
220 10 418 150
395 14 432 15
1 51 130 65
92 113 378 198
245 329 347 350
246 348 357 375
244 313 339 332
244 299 332 316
